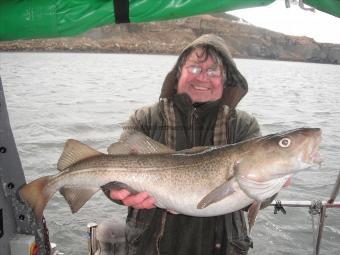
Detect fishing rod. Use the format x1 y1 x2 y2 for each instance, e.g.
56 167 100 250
270 170 340 255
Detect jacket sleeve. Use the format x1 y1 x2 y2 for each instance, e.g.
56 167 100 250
232 110 261 143
121 102 165 143
121 106 152 137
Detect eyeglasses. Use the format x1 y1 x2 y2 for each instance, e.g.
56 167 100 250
185 65 222 78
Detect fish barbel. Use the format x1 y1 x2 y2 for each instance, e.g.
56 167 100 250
19 128 322 227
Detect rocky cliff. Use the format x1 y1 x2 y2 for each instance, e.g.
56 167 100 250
1 13 339 64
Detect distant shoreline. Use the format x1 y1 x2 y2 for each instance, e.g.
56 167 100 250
2 50 338 66
1 13 340 65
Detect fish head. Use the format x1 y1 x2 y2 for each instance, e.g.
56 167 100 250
234 128 322 200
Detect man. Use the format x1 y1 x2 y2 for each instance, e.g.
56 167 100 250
110 34 261 255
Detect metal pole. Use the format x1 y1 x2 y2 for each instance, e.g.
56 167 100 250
269 172 340 255
314 170 340 254
328 170 340 204
87 222 98 255
269 199 340 255
315 205 327 255
0 76 51 254
270 200 340 208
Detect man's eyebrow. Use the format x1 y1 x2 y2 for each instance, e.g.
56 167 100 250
185 60 219 68
186 59 200 64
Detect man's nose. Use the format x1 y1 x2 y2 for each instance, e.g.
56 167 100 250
195 70 209 81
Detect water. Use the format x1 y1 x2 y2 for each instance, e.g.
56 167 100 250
1 52 339 254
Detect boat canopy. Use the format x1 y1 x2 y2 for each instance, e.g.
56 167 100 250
0 0 339 41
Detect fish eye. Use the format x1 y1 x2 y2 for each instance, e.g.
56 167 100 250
279 138 291 148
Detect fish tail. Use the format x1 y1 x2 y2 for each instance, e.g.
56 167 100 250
19 176 52 219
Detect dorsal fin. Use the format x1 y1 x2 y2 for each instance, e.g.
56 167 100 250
57 139 103 171
176 146 212 155
107 141 138 155
108 131 174 155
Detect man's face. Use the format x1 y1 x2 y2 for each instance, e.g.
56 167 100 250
177 48 224 103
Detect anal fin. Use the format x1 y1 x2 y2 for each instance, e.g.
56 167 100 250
60 187 99 213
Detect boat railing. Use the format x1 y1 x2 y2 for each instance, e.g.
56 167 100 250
87 171 340 255
269 170 340 255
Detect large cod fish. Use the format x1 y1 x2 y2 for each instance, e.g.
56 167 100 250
19 128 321 230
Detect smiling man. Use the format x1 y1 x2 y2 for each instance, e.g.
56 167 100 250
108 34 262 255
177 47 224 103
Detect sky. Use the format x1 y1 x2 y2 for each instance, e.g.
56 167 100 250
228 0 340 44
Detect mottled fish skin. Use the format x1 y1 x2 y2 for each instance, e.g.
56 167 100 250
19 128 322 220
44 149 245 216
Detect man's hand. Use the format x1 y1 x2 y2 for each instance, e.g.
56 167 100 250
110 189 156 209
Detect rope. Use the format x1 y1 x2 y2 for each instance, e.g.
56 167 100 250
273 200 286 215
298 0 315 12
284 0 315 12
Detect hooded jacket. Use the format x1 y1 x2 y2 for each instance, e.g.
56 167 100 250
120 34 261 255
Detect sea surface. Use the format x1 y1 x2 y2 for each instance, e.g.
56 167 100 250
1 52 339 254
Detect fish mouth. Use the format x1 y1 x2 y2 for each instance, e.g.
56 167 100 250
312 130 322 166
295 128 322 167
306 133 322 166
310 147 322 166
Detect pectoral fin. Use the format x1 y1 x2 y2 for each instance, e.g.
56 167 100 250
197 179 235 209
60 187 100 213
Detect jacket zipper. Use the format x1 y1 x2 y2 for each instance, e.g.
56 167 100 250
156 212 167 255
191 107 198 146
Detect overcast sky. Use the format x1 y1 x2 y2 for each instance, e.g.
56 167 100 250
228 0 340 44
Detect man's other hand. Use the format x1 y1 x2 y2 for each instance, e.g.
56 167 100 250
110 189 156 209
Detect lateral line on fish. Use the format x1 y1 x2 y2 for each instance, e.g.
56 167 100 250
18 127 322 222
